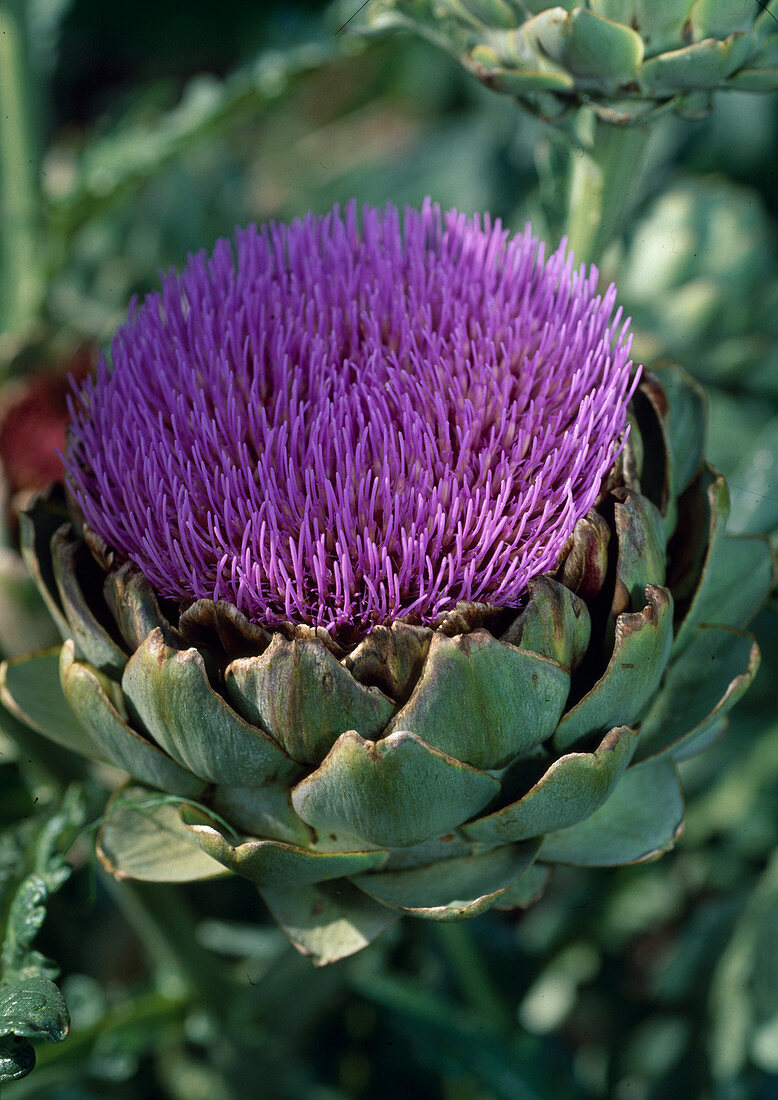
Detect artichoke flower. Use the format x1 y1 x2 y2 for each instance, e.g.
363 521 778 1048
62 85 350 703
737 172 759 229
0 202 772 965
354 0 778 124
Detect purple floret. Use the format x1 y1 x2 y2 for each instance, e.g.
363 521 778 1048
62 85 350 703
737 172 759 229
65 201 637 637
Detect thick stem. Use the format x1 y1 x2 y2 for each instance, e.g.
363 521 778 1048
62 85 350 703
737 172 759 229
563 110 651 266
0 1 45 354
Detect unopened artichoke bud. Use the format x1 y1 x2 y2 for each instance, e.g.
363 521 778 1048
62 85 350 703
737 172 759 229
354 1 778 124
2 203 772 965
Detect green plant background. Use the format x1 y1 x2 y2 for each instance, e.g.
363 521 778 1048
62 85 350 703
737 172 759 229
1 1 777 1097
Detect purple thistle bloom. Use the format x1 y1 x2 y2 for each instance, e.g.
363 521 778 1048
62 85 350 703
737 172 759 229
65 201 637 639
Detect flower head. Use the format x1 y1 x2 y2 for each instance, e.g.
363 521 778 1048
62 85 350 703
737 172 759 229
65 201 635 638
10 217 767 964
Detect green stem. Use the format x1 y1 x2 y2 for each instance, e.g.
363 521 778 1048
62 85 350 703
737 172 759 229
433 922 512 1034
562 109 651 266
0 0 45 352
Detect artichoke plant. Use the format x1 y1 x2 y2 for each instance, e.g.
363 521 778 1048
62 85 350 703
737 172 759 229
0 203 772 965
354 0 778 124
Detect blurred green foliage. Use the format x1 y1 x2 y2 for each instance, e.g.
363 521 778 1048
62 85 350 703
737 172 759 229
1 1 777 1097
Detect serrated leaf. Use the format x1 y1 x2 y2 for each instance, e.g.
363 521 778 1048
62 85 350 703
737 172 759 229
0 1034 36 1082
0 977 68 1042
0 788 84 1083
2 876 60 976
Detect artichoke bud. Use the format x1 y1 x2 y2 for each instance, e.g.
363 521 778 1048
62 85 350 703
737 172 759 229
1 203 771 965
352 0 778 125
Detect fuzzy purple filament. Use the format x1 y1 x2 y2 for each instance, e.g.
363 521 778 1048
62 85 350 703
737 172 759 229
65 201 636 637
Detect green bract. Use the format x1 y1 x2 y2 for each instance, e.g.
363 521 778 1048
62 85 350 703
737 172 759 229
1 366 772 964
353 0 778 124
